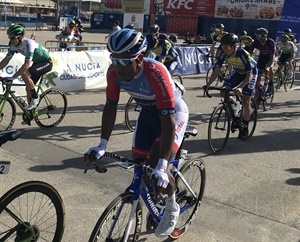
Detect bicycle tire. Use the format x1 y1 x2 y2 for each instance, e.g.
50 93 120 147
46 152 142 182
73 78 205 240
205 66 219 86
124 96 140 132
260 75 274 111
0 97 16 131
88 192 142 242
208 104 230 153
289 62 296 89
34 88 67 129
247 98 258 139
284 63 295 91
0 180 65 242
172 74 183 85
274 69 282 92
171 158 206 239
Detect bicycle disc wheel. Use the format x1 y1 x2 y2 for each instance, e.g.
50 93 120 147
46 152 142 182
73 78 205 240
124 97 141 132
0 181 65 242
172 74 183 85
171 159 206 239
247 99 258 138
0 97 16 131
208 104 230 153
205 66 219 86
88 192 142 242
34 88 67 129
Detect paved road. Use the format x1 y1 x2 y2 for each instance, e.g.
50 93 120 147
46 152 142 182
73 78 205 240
0 30 300 242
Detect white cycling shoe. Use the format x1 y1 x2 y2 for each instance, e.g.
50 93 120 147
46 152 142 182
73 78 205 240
155 202 180 238
26 97 39 110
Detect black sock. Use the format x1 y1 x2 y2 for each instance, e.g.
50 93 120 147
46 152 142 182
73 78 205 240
242 120 249 127
30 89 38 99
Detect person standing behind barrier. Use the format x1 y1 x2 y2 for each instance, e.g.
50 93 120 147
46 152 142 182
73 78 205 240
205 24 216 44
105 20 121 41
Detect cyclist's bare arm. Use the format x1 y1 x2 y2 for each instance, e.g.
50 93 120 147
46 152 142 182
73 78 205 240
101 103 118 141
0 55 12 70
207 66 221 88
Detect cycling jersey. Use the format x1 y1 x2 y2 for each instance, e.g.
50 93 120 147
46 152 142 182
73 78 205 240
152 39 178 62
216 49 257 75
250 38 276 56
278 41 297 54
7 38 50 63
106 58 188 156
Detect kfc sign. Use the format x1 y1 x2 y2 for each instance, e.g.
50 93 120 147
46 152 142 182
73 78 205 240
150 0 199 15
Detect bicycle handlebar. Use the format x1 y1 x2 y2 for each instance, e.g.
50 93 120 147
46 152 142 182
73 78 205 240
203 85 235 98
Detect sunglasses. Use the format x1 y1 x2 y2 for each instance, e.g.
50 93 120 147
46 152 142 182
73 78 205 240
110 55 138 67
256 34 266 39
222 45 233 51
8 35 19 40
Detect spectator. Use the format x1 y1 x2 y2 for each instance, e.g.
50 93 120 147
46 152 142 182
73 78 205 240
105 20 121 41
205 24 216 44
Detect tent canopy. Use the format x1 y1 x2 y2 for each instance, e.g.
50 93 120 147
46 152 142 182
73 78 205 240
0 0 25 4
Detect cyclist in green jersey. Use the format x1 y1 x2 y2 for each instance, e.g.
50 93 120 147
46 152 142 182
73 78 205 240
0 24 52 110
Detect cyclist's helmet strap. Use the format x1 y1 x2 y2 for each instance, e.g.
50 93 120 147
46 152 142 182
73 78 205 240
107 29 148 57
147 24 160 34
7 24 25 36
220 33 239 45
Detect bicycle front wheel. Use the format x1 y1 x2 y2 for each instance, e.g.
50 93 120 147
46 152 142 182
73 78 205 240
171 158 206 239
0 181 65 242
208 104 230 153
89 192 142 242
34 88 67 129
261 75 274 111
0 97 16 131
247 99 258 139
124 96 141 132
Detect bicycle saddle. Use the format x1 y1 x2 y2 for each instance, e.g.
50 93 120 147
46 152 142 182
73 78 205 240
0 130 21 146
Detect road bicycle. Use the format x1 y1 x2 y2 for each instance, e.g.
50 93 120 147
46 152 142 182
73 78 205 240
0 76 67 131
253 73 274 111
205 54 229 86
0 129 65 241
274 61 296 92
124 74 184 132
205 86 258 153
85 126 206 242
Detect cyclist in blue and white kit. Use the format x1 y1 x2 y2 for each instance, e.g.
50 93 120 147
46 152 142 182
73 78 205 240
0 24 52 110
84 29 189 238
206 33 258 140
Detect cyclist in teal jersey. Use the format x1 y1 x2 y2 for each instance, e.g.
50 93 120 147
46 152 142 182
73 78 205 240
0 24 52 110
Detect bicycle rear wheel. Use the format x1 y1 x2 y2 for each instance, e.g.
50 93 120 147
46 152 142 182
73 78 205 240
124 96 141 132
171 158 206 239
88 192 142 242
34 88 67 129
274 69 282 91
0 97 16 131
172 74 183 85
208 104 230 153
0 181 65 242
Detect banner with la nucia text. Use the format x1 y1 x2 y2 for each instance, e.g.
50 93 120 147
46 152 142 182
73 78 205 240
0 50 111 96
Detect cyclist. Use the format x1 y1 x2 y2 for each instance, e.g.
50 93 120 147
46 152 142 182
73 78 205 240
208 23 228 59
0 24 52 110
74 18 84 42
249 28 276 94
277 34 297 79
205 33 258 140
284 28 297 44
83 29 188 238
238 31 254 53
145 33 178 75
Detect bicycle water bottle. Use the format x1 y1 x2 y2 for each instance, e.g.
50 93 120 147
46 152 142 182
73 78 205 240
16 97 27 108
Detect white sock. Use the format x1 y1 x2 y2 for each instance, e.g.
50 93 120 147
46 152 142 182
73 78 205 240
164 193 178 212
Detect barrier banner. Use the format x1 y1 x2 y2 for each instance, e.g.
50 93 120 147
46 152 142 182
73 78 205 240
174 45 211 75
0 50 111 95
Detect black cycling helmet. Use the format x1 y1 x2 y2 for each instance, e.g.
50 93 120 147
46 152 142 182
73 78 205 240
284 28 292 34
220 33 239 45
216 23 225 29
169 34 178 43
146 34 158 49
124 24 135 29
147 24 160 34
255 28 268 38
74 18 82 25
281 34 289 42
239 31 247 37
